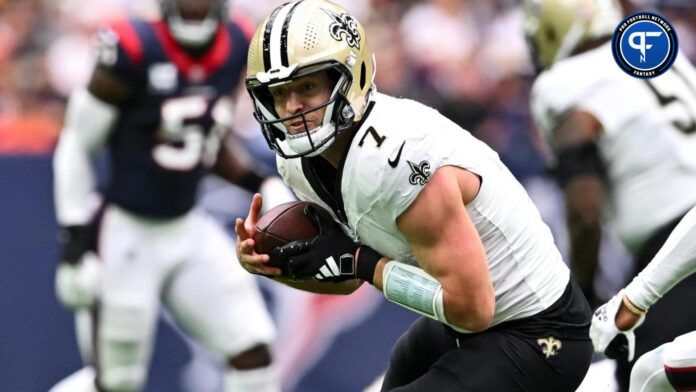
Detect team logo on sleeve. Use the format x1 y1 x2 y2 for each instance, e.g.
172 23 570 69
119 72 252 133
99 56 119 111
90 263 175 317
322 8 361 49
612 12 678 79
407 160 431 186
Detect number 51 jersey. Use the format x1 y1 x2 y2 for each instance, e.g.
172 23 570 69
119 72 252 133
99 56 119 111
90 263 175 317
96 17 252 218
531 42 696 253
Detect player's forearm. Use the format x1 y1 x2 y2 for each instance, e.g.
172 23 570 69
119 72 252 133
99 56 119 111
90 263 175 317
567 214 601 294
416 237 494 331
564 176 603 301
273 276 363 295
441 280 494 332
624 206 696 310
375 259 494 332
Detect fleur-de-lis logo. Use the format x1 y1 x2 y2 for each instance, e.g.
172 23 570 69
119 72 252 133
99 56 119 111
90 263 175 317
322 8 361 49
537 336 562 359
407 160 431 186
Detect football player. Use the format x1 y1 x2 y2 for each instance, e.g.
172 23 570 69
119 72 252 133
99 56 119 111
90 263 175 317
236 1 592 390
51 0 280 391
524 0 696 389
591 205 696 391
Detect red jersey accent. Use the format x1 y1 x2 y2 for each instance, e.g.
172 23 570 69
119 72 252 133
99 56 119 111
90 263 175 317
665 364 696 373
109 21 144 65
151 21 231 81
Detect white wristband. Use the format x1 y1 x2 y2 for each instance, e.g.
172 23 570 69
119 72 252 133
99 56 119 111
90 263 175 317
382 261 447 324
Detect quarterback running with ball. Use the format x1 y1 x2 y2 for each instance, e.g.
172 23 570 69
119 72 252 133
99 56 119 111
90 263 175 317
236 1 593 390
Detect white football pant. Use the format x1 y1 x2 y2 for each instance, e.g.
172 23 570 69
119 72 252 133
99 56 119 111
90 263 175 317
63 205 276 391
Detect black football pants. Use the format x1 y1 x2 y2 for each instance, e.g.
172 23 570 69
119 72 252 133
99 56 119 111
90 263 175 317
381 281 593 392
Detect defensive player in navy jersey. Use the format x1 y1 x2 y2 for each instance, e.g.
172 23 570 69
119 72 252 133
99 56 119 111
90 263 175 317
51 1 279 391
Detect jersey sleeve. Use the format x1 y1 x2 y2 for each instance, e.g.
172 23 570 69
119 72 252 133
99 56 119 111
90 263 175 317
374 112 486 224
575 78 648 136
531 59 645 138
529 74 559 138
529 69 598 137
94 20 144 87
377 132 441 223
372 103 506 228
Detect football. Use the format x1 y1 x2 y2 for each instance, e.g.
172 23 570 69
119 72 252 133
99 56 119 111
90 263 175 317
253 201 321 267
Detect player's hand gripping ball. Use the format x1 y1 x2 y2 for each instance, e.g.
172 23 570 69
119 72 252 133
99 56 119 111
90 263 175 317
253 201 320 273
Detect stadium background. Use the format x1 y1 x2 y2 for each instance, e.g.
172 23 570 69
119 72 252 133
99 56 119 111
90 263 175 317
1 0 695 391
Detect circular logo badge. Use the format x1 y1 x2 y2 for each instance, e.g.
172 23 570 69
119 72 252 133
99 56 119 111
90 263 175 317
612 12 678 78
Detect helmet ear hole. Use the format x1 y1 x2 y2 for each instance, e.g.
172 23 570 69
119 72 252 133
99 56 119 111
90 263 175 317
359 61 366 90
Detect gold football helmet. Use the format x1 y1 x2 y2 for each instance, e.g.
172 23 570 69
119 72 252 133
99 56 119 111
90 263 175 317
524 0 622 70
246 0 375 158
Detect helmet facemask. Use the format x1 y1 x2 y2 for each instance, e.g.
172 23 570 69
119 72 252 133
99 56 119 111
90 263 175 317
247 63 356 158
160 0 227 48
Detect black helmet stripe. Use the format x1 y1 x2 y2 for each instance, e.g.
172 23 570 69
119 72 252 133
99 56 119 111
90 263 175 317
262 5 283 72
280 1 301 67
262 1 299 72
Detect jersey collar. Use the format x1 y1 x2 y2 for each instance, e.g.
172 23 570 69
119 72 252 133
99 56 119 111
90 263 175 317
152 20 231 82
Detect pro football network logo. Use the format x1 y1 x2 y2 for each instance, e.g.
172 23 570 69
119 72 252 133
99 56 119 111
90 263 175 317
612 12 678 78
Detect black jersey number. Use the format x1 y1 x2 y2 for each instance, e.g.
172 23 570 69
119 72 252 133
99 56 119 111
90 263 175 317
153 96 227 171
358 126 385 148
644 63 696 135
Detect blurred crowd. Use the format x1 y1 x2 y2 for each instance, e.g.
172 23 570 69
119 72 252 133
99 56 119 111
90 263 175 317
1 0 695 171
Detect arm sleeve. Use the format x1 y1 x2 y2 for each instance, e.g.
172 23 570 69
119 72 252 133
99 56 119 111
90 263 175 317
624 206 696 310
53 89 118 225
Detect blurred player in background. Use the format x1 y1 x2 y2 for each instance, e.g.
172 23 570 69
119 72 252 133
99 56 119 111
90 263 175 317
591 205 696 391
524 0 696 389
51 0 280 391
237 1 592 390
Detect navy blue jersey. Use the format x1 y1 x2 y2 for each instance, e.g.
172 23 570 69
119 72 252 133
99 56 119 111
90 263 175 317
96 17 253 218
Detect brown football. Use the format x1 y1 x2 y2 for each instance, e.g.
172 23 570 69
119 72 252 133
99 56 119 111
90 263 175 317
253 201 321 268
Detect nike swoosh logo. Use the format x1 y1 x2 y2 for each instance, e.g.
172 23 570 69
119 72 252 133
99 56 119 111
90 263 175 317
388 141 406 168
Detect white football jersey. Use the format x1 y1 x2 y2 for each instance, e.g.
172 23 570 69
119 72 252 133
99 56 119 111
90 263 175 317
277 92 570 330
531 42 696 253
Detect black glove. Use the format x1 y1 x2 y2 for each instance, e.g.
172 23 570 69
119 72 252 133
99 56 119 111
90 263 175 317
273 205 382 283
59 225 94 265
56 224 102 309
603 334 630 360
